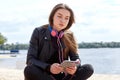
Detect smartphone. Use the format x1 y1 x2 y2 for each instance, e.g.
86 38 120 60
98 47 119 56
60 60 80 68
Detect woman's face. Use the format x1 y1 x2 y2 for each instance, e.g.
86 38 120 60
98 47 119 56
53 9 70 31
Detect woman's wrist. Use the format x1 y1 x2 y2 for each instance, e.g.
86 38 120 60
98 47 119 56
45 64 51 74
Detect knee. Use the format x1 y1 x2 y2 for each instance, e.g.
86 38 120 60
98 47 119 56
73 64 94 80
82 64 94 76
24 65 40 78
24 65 32 77
24 65 53 80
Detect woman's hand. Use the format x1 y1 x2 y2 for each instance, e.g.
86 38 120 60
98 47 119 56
50 63 63 74
65 65 77 75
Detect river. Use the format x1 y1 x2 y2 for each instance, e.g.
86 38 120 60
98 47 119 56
0 48 120 74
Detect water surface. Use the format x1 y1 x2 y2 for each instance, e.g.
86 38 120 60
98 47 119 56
0 48 120 74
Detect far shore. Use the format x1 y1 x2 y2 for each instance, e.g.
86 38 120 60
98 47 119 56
0 68 120 80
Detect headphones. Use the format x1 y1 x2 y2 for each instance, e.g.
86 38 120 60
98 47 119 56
48 25 64 38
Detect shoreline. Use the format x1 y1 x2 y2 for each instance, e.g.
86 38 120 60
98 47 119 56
0 54 11 58
0 68 120 80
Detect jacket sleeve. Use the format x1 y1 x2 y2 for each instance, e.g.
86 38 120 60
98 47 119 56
26 27 50 70
69 51 81 66
69 51 80 60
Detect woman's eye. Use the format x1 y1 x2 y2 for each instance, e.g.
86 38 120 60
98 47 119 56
65 17 69 20
57 16 62 18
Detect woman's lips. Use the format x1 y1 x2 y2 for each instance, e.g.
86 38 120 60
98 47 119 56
59 24 64 27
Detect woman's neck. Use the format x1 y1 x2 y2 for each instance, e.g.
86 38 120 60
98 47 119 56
53 25 61 32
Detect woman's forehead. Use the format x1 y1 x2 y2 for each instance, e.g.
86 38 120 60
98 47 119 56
55 9 70 17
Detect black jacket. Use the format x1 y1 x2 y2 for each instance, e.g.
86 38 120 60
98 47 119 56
26 25 80 70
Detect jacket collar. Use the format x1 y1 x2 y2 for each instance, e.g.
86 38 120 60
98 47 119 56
45 28 51 40
45 27 66 49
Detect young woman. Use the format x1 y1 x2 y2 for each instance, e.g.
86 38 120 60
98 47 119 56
24 3 94 80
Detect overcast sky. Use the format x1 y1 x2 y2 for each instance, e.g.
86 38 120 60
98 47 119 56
0 0 120 44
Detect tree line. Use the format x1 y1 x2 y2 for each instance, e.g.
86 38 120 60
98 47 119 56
78 42 120 48
0 43 29 50
0 42 120 50
0 33 29 50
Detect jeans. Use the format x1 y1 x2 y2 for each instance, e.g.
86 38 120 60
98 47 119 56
24 64 94 80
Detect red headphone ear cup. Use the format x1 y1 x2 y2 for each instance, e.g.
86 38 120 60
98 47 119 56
51 29 64 38
51 30 57 37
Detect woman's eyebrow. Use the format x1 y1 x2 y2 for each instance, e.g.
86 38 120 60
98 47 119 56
57 13 70 17
57 13 62 16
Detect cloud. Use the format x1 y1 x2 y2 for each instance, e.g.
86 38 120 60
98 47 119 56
0 0 120 43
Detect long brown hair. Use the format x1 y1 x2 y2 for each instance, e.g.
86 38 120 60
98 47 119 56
49 3 78 58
